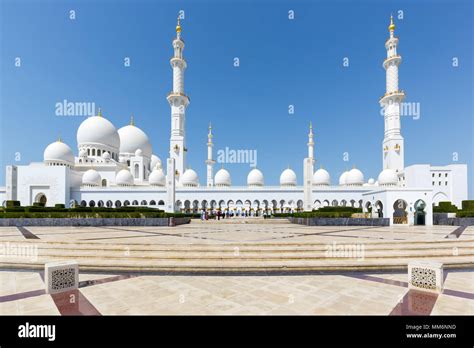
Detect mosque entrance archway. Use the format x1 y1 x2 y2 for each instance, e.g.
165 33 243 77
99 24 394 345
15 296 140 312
414 199 426 226
375 200 384 218
35 193 47 205
393 199 408 224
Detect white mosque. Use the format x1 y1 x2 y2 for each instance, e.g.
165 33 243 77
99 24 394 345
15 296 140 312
0 16 468 226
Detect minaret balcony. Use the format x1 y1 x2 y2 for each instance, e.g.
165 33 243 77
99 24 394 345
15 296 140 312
383 55 402 68
170 57 187 68
379 90 405 104
167 91 190 105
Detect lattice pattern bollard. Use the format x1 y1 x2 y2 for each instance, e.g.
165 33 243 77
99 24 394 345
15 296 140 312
44 260 79 294
408 261 444 293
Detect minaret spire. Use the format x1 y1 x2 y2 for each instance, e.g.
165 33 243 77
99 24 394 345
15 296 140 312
307 121 315 162
206 122 215 187
380 14 405 175
167 14 190 182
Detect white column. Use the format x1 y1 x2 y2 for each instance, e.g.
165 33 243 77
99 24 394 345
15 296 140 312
303 158 313 211
166 158 176 213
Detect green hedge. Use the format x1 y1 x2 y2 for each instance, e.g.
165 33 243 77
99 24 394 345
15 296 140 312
462 200 474 211
6 200 20 208
434 201 458 213
457 211 474 218
315 206 362 213
0 212 168 219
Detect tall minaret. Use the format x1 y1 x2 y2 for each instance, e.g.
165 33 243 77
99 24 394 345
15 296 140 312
205 123 215 187
303 122 315 211
380 15 405 174
167 16 190 181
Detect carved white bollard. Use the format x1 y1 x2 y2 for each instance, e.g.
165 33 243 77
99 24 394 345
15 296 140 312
408 261 444 293
44 260 79 294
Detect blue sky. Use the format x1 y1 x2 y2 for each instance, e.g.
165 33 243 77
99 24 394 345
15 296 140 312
1 0 472 197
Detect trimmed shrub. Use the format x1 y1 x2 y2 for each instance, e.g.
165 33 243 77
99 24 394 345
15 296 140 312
434 201 458 213
33 202 45 207
55 204 66 209
6 200 20 207
462 200 474 211
457 211 474 218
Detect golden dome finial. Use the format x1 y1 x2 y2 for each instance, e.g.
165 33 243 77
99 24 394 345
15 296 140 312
98 107 102 117
130 115 135 126
58 135 62 143
176 16 181 34
388 14 395 32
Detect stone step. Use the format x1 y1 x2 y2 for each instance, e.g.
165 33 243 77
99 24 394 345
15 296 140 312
1 255 472 273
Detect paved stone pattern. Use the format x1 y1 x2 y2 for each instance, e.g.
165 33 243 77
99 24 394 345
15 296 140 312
0 221 470 244
1 270 472 315
0 221 473 315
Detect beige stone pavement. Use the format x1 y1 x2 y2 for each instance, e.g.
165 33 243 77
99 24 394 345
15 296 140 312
0 221 473 315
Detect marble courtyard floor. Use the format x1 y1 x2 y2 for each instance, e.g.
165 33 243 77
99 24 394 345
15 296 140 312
0 220 473 315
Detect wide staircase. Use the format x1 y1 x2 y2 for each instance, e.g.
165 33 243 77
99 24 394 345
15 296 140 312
1 236 473 273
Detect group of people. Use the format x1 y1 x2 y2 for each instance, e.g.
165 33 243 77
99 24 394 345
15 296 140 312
200 210 271 220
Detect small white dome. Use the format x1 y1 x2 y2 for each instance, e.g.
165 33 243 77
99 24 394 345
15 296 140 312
77 115 120 150
134 148 143 157
247 168 264 187
79 149 87 157
43 141 74 165
346 168 364 186
118 125 152 158
215 168 231 187
180 169 199 187
368 178 375 185
280 168 297 186
378 168 398 186
82 169 101 186
116 169 134 186
339 171 349 185
313 168 330 186
149 168 166 186
102 151 111 160
150 155 162 170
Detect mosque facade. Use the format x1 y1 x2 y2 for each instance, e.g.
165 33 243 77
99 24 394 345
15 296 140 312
0 16 468 226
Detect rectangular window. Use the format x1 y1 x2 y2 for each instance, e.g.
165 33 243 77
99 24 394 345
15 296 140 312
439 181 441 185
445 173 448 177
432 181 435 186
445 181 448 186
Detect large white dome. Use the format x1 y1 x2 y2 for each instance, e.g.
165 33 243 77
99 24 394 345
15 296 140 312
150 155 162 170
118 124 152 158
247 168 264 187
339 171 349 185
180 169 199 187
313 168 330 186
378 168 398 186
149 167 166 186
280 168 297 186
43 140 74 165
77 115 120 150
346 168 364 186
82 169 101 186
116 169 134 186
215 168 231 187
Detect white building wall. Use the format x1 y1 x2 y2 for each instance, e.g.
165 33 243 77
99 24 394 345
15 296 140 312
16 164 70 206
